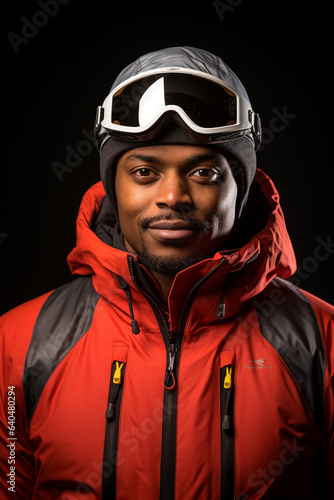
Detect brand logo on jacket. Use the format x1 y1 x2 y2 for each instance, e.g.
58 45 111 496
245 358 272 369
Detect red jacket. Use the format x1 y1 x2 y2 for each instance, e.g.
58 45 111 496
1 169 333 499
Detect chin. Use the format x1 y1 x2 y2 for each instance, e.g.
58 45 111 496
139 248 207 276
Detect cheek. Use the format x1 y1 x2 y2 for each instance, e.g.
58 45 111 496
207 178 238 238
116 198 142 251
115 177 155 253
117 187 153 223
115 174 141 251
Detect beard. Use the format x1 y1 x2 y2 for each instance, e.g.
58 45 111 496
139 242 207 276
137 213 213 275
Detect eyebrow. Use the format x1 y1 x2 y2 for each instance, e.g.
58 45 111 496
125 154 161 164
186 152 223 166
125 152 223 166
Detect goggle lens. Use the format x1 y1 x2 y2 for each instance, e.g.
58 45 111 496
110 73 237 129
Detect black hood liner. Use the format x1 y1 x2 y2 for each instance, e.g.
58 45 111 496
91 196 127 252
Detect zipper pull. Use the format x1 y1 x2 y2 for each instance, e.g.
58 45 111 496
113 362 124 384
164 341 177 391
224 366 232 389
106 362 124 420
222 366 233 432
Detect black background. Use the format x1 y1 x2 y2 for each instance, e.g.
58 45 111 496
2 1 333 314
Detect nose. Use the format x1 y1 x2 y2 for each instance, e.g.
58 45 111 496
155 172 193 211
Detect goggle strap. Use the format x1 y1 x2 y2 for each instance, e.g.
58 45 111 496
249 110 262 145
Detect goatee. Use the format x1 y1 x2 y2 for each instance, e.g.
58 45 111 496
139 244 207 276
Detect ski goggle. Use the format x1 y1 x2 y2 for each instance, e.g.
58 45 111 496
95 68 261 147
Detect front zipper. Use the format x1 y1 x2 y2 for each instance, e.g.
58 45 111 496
159 258 227 500
102 360 126 500
164 339 177 390
220 364 234 500
128 255 226 500
127 256 176 500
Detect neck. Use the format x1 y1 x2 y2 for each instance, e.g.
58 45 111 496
136 262 174 304
151 272 174 302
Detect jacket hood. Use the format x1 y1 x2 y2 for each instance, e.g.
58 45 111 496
67 169 296 321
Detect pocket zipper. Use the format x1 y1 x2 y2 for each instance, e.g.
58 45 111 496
103 360 126 500
221 364 234 500
222 366 233 432
106 362 125 420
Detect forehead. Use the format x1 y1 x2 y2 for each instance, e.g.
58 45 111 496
117 144 226 168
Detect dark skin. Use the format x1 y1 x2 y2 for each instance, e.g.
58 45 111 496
115 144 238 301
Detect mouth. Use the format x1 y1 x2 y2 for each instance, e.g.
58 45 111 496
147 220 200 241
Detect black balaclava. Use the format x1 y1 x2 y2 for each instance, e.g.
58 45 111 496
98 46 258 228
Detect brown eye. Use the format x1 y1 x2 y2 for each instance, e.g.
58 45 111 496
191 168 219 182
131 167 158 183
136 168 151 176
196 169 211 177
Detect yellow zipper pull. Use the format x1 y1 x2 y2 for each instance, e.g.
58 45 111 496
224 366 232 389
113 362 124 385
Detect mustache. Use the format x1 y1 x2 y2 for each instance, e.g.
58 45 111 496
139 213 212 232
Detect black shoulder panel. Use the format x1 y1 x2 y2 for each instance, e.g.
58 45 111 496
255 277 325 429
23 276 100 427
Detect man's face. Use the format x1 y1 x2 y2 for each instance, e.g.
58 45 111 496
115 144 238 275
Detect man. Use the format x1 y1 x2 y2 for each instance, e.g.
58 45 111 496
0 46 333 500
